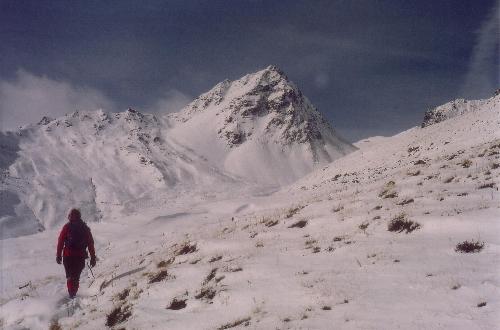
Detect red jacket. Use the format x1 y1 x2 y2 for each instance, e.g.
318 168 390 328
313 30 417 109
57 219 96 258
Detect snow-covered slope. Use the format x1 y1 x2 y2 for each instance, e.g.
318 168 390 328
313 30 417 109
421 93 499 127
0 109 242 239
1 95 498 329
0 66 354 239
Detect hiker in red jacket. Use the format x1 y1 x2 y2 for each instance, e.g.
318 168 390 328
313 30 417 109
56 208 97 298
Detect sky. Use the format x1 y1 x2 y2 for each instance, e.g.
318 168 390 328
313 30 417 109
0 0 498 141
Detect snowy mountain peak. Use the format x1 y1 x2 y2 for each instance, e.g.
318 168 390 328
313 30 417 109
421 93 499 127
175 66 345 149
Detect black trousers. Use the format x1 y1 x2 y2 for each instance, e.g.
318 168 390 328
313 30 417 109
63 256 85 279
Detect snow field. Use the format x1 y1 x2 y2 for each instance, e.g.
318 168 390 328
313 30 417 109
0 83 498 329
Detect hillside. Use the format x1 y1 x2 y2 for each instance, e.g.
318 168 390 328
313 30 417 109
1 94 498 329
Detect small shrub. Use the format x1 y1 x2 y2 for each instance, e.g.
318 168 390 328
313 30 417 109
230 266 243 272
379 181 396 198
289 219 308 228
265 219 279 227
455 240 484 253
217 317 251 329
203 268 218 284
209 256 223 263
167 298 187 310
195 287 217 300
397 198 414 205
117 288 130 301
332 205 344 213
478 182 495 189
407 170 421 176
358 222 369 230
148 269 170 283
388 214 420 233
305 239 317 248
408 146 419 153
444 176 455 183
157 257 175 268
175 242 197 255
383 192 398 199
106 305 132 327
285 205 304 218
492 163 499 169
414 159 426 165
49 320 62 330
460 159 472 168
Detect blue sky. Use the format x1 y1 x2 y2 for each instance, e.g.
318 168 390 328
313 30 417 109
0 0 498 141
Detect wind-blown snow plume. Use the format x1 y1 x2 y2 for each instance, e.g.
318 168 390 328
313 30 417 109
461 0 499 98
0 70 115 131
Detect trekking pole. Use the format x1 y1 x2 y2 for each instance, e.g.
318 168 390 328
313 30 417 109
87 262 95 280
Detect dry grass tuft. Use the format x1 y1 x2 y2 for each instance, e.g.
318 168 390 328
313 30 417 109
49 320 62 330
167 298 187 310
106 304 132 327
455 240 484 253
175 242 197 255
288 219 308 228
217 317 251 329
148 269 170 283
388 214 420 233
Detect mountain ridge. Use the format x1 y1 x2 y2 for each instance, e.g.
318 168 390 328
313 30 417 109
0 66 354 238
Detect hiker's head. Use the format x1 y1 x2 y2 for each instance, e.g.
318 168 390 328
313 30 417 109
68 208 81 222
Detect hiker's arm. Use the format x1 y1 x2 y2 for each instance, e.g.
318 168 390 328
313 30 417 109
56 224 67 258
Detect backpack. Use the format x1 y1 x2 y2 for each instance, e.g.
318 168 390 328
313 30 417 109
65 221 88 250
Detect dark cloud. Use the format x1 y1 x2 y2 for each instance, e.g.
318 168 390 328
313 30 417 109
0 0 497 140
